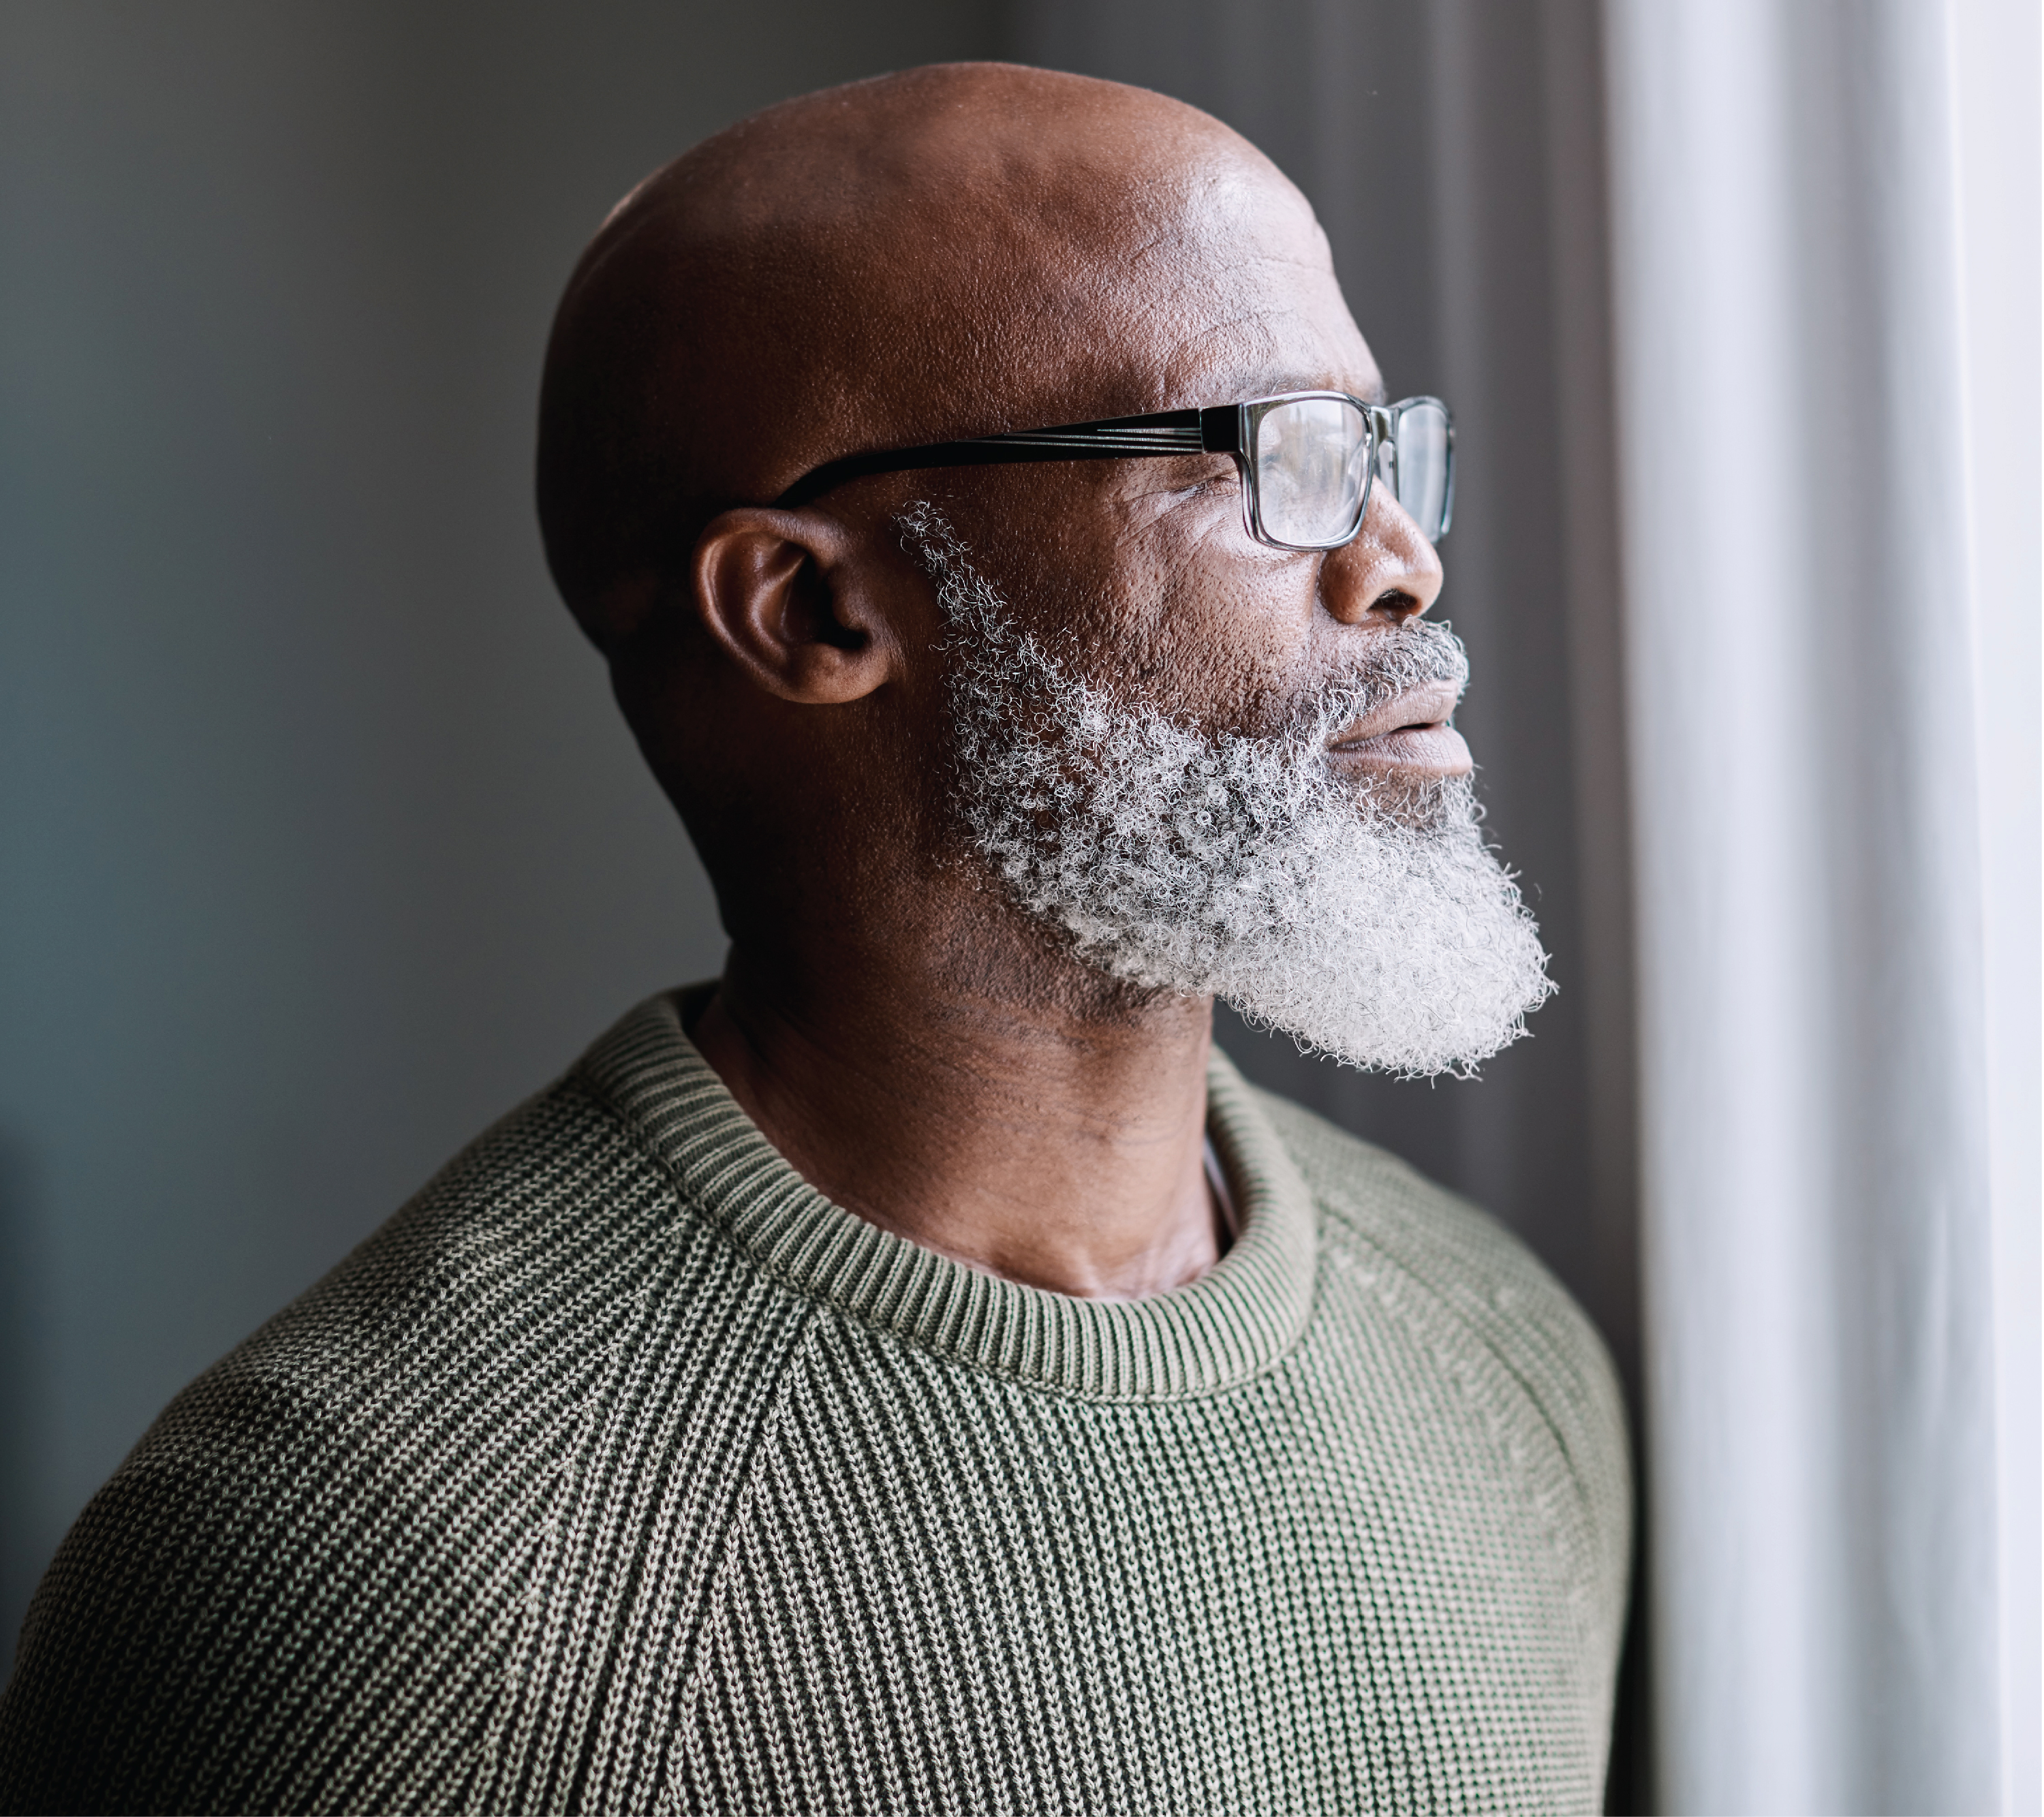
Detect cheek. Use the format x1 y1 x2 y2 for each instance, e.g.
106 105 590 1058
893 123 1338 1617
1117 544 1325 733
936 473 1324 728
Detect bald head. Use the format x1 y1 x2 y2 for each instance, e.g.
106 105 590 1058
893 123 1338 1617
527 61 1478 1067
536 63 1335 649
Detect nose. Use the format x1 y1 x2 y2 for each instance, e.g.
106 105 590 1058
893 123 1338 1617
1319 487 1445 626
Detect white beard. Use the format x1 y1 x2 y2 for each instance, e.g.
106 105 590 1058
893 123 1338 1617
901 503 1555 1078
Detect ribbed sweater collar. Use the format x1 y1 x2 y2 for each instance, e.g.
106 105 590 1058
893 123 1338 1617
577 989 1319 1401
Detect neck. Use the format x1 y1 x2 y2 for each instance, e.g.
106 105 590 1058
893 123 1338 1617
687 928 1220 1301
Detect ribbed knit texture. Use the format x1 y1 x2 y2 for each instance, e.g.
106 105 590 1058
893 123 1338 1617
0 988 1630 1816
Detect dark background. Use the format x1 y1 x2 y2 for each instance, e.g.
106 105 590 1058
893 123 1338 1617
1 1 1639 1793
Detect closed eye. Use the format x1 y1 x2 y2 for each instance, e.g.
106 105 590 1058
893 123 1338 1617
1162 457 1237 497
1129 458 1232 503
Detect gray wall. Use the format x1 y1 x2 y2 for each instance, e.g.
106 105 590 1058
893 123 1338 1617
0 0 1003 1674
1 12 1638 1777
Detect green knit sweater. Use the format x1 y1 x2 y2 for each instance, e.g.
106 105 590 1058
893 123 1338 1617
0 988 1630 1815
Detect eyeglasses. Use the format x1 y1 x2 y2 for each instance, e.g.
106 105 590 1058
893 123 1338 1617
773 390 1454 550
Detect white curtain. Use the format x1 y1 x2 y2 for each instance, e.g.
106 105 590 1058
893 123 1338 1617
1603 0 2041 1810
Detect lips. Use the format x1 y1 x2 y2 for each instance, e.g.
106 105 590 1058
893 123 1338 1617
1326 681 1471 777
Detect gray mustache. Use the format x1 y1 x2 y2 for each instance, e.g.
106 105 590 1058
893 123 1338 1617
1296 620 1470 741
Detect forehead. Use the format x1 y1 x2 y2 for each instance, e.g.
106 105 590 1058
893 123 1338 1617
1068 161 1384 414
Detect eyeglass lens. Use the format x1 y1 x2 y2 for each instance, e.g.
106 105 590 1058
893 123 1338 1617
1389 400 1451 543
1252 396 1451 548
1254 398 1370 547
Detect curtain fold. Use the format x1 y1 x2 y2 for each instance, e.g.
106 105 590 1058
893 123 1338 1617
1603 0 2039 1809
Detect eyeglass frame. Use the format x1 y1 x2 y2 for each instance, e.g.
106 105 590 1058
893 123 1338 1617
771 390 1455 551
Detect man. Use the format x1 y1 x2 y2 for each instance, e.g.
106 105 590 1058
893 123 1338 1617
0 63 1628 1815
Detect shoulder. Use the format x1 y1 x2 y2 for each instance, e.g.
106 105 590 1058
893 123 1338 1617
0 1074 624 1811
1255 1085 1633 1613
0 1061 786 1814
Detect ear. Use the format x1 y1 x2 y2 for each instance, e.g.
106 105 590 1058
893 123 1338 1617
691 508 897 704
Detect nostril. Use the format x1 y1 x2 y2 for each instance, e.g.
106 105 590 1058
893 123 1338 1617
1371 589 1420 619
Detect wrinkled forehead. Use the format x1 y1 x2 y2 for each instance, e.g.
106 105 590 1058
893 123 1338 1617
1014 155 1378 410
1122 172 1381 411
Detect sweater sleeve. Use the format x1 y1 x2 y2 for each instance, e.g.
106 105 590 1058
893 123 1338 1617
0 1335 548 1816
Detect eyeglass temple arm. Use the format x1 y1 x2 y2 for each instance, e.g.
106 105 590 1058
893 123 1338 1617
773 406 1245 509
